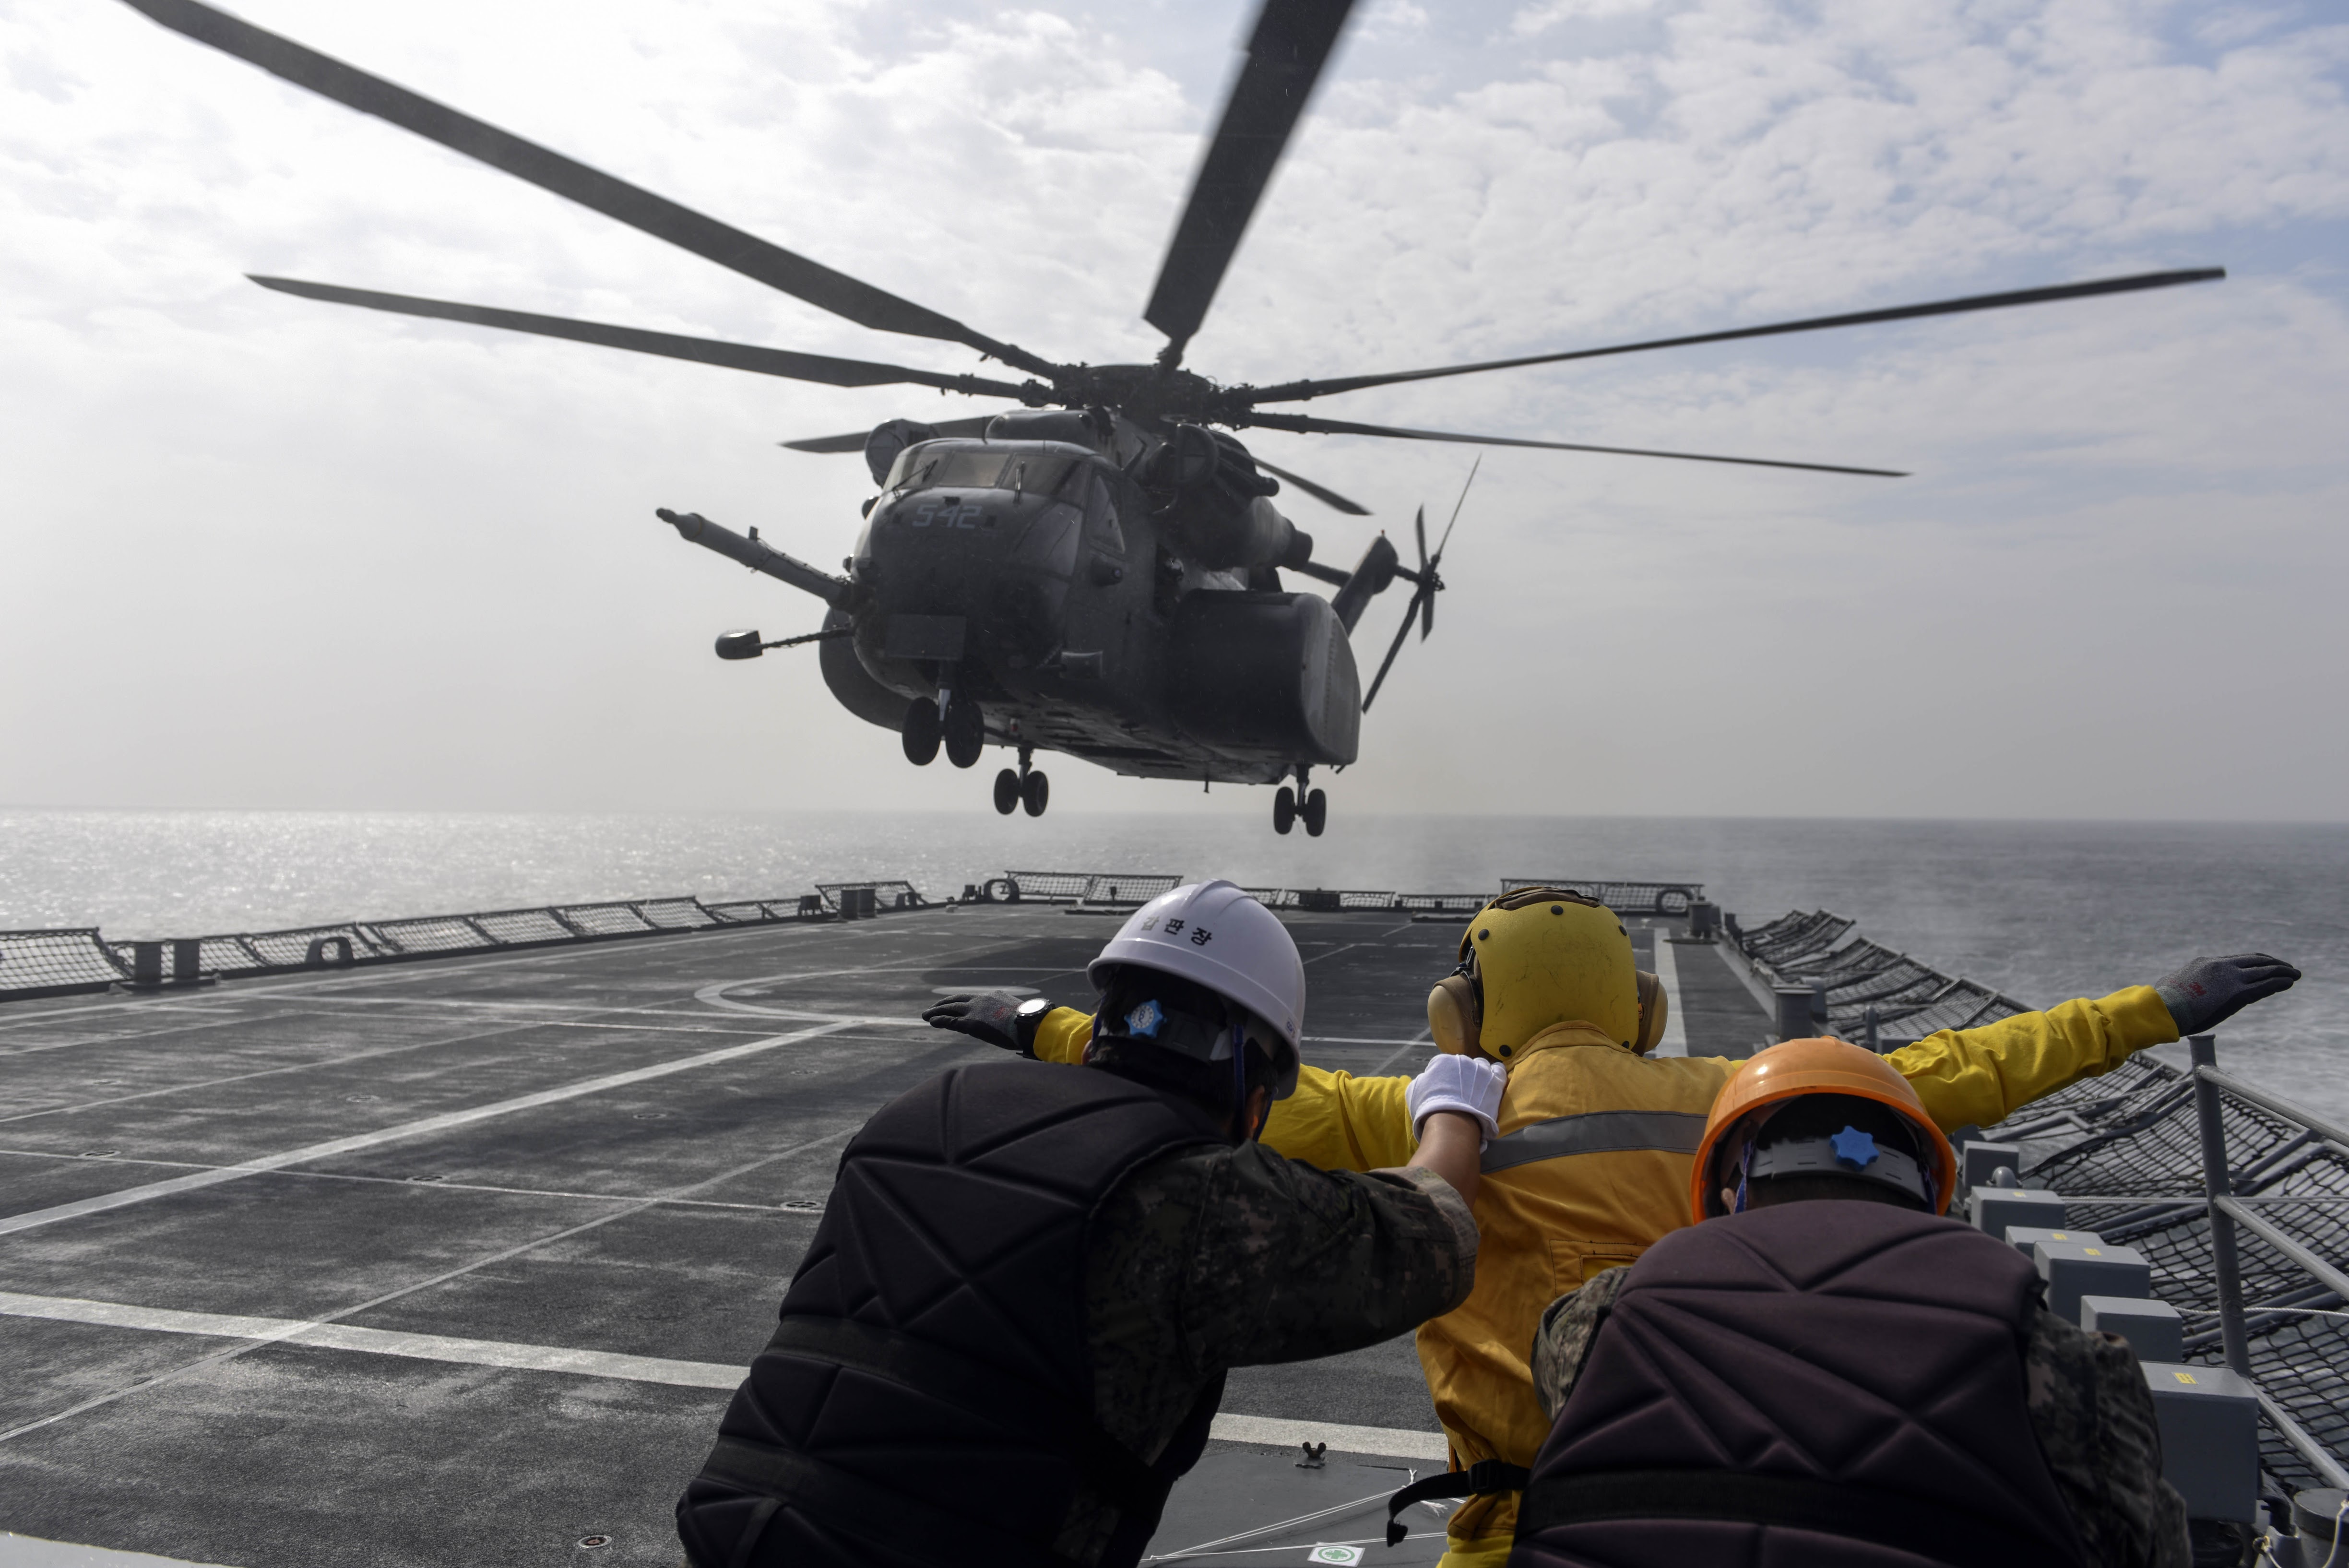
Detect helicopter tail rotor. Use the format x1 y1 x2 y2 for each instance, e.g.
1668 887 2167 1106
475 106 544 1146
1361 458 1477 713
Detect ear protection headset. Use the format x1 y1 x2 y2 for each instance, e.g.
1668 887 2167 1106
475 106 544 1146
1426 888 1669 1057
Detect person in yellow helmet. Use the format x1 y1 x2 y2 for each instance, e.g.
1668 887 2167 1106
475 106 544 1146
1509 1038 2188 1568
959 892 2295 1568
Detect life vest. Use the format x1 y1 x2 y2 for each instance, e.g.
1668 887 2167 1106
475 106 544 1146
677 1058 1227 1568
1509 1202 2090 1568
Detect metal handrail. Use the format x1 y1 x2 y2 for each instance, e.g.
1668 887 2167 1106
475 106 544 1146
2215 1196 2349 1302
2199 1065 2349 1154
2187 1033 2349 1490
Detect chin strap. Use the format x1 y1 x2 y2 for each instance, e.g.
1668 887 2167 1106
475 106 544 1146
1731 1139 1756 1214
1231 1021 1254 1141
1384 1459 1531 1546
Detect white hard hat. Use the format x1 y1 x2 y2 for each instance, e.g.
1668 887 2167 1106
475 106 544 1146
1089 880 1306 1056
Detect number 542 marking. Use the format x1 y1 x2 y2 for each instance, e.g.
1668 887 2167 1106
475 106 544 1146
911 500 984 529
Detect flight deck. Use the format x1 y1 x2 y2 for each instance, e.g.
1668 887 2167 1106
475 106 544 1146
0 890 1769 1567
6 882 2345 1566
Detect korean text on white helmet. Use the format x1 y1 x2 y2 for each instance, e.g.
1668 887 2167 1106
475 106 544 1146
1088 880 1306 1091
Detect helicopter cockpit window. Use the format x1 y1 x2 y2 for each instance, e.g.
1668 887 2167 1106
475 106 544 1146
1083 473 1127 554
885 447 1077 496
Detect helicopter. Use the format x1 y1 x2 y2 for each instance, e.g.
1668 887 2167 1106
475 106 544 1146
121 0 2222 835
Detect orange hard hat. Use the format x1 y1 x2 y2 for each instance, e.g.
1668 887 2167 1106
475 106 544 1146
1689 1036 1958 1219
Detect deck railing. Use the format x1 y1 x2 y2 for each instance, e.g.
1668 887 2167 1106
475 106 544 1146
1996 1041 2349 1495
2 871 1714 1001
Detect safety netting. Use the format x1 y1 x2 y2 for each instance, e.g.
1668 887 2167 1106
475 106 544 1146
1003 872 1180 905
1246 888 1423 911
703 898 822 923
637 898 716 930
555 902 658 936
241 923 386 967
817 881 928 912
470 908 576 945
1740 910 1858 970
110 935 271 975
1502 878 1704 916
1993 1054 2349 1490
2 882 940 1001
1736 912 2029 1041
0 929 129 995
370 916 499 955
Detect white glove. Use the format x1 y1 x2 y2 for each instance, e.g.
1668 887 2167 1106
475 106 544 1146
1407 1053 1508 1148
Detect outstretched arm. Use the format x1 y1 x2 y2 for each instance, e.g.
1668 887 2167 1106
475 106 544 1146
1891 954 2299 1131
1015 1004 1420 1171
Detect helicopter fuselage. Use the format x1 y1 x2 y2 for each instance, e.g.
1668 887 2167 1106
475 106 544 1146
820 435 1360 785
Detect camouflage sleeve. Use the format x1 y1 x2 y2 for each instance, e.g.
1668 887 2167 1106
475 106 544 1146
1529 1267 1631 1422
1181 1144 1478 1368
2023 1307 2191 1568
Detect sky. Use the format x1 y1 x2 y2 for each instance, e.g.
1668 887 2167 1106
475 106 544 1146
2 0 2344 821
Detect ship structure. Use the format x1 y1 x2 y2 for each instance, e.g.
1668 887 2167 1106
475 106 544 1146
0 876 2341 1563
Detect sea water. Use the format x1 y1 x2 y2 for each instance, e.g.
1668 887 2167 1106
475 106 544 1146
2 809 2341 1121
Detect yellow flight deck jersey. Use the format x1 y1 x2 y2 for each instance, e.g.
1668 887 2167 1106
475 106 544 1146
1032 986 2180 1566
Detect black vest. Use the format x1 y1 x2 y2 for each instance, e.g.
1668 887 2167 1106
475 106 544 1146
1510 1202 2090 1568
677 1059 1226 1568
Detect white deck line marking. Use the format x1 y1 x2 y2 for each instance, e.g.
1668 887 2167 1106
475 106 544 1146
0 1291 743 1389
0 1020 858 1237
0 1126 856 1446
0 1148 823 1213
1205 1414 1447 1461
0 1290 1451 1459
1650 934 1689 1058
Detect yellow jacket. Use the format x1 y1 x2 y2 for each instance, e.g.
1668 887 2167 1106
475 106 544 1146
1032 986 2178 1556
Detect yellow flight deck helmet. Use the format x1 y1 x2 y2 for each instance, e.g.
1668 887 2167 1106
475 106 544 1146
1426 887 1654 1059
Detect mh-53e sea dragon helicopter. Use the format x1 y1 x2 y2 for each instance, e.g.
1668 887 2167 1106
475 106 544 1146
123 0 2221 835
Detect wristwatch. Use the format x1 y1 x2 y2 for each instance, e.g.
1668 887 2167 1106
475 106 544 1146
1014 995 1053 1057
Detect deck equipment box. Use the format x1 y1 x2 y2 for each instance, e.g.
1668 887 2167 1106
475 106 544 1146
2142 1363 2259 1523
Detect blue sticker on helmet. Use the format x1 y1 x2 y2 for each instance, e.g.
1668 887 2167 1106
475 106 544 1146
1124 998 1164 1038
1830 1126 1879 1168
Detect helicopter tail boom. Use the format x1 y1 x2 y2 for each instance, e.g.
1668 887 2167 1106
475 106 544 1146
656 509 849 607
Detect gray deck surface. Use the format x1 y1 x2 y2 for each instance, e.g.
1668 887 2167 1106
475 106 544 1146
0 903 1767 1567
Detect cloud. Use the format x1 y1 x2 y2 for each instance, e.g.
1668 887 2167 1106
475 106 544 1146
0 0 2344 819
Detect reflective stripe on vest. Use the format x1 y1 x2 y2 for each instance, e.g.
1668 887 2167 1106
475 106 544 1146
1481 1109 1707 1174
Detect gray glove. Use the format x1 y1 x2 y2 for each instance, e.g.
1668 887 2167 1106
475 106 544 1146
2150 954 2302 1036
923 992 1051 1055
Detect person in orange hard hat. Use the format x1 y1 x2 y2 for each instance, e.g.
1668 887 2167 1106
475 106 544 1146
977 892 2295 1568
1511 1038 2189 1568
1684 1033 1961 1222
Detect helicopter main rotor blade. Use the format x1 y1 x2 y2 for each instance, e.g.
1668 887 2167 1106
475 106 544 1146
1360 586 1423 713
1238 411 1905 477
1142 0 1359 361
121 0 1062 379
1240 268 2226 404
1251 457 1370 516
249 278 1039 397
779 416 1006 454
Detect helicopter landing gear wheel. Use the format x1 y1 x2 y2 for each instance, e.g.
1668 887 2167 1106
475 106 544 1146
902 699 941 766
943 698 985 769
1021 770 1050 818
1301 788 1328 838
1273 786 1296 835
993 768 1020 815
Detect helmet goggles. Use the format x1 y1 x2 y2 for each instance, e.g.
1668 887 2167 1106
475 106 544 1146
1094 966 1298 1099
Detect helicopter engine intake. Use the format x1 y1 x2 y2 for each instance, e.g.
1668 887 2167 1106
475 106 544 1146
1149 425 1314 572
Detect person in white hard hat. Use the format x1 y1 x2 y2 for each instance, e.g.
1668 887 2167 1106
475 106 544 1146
683 881 1503 1568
